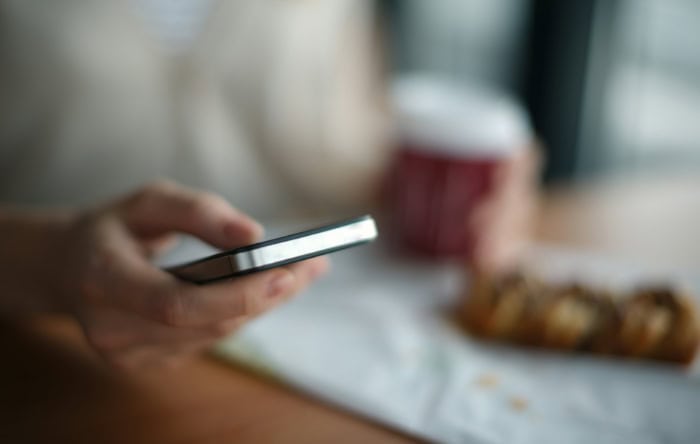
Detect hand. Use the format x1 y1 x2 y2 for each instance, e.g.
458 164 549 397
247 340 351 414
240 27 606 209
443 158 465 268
45 181 328 369
470 146 541 273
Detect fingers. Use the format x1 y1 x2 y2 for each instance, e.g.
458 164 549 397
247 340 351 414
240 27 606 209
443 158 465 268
105 255 329 329
140 232 179 257
89 257 329 371
154 256 330 327
118 180 263 249
469 148 539 273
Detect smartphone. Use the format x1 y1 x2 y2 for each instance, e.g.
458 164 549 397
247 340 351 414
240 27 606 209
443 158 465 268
166 215 378 284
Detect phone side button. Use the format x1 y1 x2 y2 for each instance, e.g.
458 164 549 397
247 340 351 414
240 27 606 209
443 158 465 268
229 251 256 273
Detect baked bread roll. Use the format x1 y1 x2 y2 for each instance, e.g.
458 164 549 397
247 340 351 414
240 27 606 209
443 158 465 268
460 273 700 365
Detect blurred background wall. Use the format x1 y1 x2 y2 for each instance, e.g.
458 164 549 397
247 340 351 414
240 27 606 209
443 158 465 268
379 0 700 183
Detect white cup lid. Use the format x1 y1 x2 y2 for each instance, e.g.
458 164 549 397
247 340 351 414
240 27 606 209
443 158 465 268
392 74 532 158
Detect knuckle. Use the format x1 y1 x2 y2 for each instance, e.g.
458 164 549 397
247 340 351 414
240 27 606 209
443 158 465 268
181 195 206 219
187 191 228 216
200 192 228 209
151 287 189 327
183 192 222 218
77 247 119 303
125 180 174 209
235 287 262 317
92 245 120 275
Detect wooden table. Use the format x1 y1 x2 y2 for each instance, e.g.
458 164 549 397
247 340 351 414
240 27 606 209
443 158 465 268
2 174 699 443
0 317 412 444
536 173 700 270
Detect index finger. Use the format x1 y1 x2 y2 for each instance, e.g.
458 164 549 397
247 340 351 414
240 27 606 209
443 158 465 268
118 181 263 249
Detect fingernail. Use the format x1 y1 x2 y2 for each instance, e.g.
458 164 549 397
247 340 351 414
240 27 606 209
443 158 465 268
267 271 295 299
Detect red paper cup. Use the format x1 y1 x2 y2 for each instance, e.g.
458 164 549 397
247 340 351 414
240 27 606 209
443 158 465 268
386 76 532 260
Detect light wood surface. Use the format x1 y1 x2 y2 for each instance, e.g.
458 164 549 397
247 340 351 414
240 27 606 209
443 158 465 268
536 173 700 270
2 174 698 443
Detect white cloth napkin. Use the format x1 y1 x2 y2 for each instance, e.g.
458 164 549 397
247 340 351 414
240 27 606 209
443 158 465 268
162 231 700 443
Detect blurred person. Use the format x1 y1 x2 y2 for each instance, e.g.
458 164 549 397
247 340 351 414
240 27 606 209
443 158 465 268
0 0 537 369
0 0 388 213
0 0 384 369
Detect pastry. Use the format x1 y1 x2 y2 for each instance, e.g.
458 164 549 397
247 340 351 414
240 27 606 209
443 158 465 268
460 272 700 365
